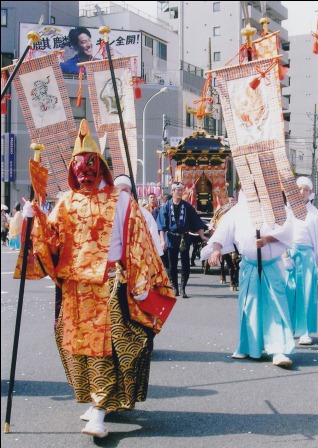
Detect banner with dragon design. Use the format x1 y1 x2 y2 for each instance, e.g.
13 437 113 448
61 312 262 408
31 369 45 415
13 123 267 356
8 53 77 199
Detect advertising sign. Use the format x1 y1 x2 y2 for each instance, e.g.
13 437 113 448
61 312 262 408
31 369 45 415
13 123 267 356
1 133 15 182
19 23 142 76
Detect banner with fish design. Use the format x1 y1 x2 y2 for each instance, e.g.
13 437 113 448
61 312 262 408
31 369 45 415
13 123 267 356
83 56 137 180
208 55 306 229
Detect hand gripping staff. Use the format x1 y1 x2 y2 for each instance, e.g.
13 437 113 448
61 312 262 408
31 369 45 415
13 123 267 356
240 0 262 279
4 143 48 434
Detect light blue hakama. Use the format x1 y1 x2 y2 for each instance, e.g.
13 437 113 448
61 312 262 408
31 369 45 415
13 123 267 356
236 257 295 358
286 244 318 336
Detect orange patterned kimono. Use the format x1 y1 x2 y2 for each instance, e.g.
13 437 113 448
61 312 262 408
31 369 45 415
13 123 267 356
16 185 175 410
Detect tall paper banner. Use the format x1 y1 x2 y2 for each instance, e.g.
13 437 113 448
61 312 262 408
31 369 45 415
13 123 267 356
84 57 137 179
8 54 77 199
213 56 307 228
253 31 280 59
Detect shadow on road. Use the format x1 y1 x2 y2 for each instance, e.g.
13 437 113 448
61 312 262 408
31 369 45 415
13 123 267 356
92 408 318 447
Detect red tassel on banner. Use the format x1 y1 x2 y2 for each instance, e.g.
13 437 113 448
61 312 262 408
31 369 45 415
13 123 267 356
249 77 261 90
1 100 7 115
278 64 288 80
192 73 213 120
130 57 145 100
312 32 318 54
275 35 289 80
249 60 278 90
1 70 11 115
76 66 84 107
134 86 142 99
76 92 82 108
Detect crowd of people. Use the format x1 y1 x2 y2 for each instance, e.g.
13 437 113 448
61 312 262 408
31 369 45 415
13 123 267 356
203 176 317 367
4 117 316 438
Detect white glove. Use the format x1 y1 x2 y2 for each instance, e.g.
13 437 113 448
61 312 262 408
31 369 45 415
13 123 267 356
133 292 148 301
22 201 35 219
282 256 295 271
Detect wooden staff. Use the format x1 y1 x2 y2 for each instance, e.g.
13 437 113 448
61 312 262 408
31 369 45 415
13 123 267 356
4 143 44 434
98 25 138 202
1 30 40 101
240 2 262 279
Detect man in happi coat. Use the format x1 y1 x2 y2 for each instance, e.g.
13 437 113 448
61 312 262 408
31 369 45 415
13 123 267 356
21 119 175 438
157 182 208 298
205 190 296 367
284 176 318 345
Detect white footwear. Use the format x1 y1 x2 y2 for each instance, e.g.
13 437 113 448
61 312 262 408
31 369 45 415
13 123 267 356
81 421 108 438
299 334 313 345
231 351 248 359
81 409 108 438
80 406 93 421
80 405 112 421
272 354 292 367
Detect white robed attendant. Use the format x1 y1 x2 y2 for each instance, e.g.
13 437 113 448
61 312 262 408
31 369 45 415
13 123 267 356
201 191 295 367
284 177 318 345
113 175 163 257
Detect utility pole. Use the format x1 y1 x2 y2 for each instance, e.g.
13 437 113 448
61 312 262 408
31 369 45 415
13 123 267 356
161 114 169 190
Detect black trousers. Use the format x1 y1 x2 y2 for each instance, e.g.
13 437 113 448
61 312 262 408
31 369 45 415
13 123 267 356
161 250 169 272
167 245 190 291
220 253 240 287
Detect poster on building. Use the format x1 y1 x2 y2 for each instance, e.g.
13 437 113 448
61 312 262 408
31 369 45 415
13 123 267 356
1 133 15 183
19 23 142 76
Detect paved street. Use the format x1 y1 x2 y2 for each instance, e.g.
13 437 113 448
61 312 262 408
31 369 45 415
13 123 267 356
1 244 318 448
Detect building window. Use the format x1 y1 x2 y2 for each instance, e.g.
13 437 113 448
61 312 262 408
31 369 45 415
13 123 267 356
186 112 195 129
213 26 220 36
213 52 221 61
1 9 8 27
156 41 167 61
213 2 220 12
70 97 86 119
169 8 178 19
144 35 153 49
213 77 218 87
290 149 296 166
50 16 55 24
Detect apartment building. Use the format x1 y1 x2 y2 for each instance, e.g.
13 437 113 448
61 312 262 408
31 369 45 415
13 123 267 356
284 34 317 186
158 0 317 191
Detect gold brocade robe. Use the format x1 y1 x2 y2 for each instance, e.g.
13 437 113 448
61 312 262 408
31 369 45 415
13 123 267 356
14 186 175 356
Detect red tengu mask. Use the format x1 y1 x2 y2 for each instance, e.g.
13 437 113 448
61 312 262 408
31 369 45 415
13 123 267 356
71 152 100 187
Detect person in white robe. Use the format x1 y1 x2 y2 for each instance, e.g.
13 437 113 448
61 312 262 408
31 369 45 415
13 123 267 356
201 191 295 367
114 175 163 256
283 176 318 345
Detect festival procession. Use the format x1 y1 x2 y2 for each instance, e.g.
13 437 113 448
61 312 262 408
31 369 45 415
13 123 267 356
1 1 318 447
